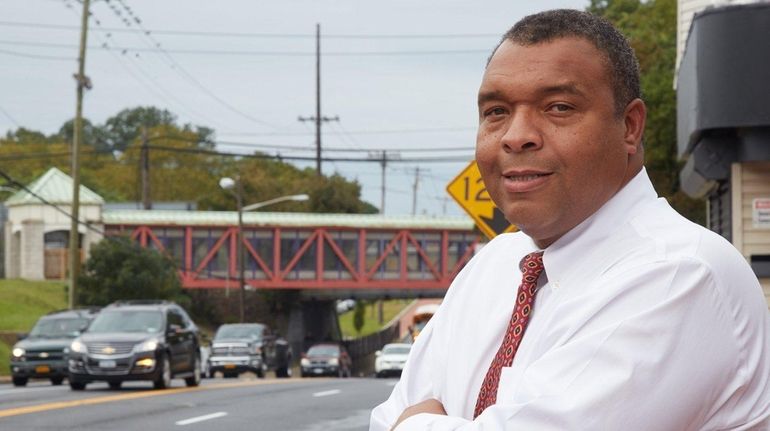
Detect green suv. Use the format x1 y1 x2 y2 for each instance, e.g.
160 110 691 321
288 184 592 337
10 309 97 387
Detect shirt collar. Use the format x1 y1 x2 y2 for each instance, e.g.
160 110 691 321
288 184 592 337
541 167 658 286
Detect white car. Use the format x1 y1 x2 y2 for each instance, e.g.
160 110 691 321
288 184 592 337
374 343 412 378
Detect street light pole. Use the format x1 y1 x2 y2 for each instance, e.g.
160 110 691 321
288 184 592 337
235 178 245 323
220 177 308 323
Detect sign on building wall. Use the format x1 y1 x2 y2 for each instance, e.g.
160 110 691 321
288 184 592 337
753 198 770 228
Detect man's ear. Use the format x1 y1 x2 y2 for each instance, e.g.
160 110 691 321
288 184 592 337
623 98 646 155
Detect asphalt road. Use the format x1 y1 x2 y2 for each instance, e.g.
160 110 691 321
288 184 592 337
0 375 397 430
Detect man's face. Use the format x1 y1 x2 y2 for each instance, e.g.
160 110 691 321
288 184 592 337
475 37 642 248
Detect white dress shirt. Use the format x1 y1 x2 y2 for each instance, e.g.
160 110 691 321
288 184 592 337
370 169 770 430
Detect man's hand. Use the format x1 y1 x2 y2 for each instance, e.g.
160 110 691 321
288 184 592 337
392 398 447 430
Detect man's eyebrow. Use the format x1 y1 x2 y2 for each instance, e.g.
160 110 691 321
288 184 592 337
477 84 586 106
477 90 504 106
538 83 585 97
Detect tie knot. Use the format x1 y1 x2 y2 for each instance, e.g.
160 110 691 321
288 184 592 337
520 251 545 277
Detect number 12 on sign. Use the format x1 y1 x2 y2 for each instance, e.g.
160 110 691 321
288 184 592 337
446 160 516 240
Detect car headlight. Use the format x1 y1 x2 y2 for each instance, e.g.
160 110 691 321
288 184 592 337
250 344 262 355
300 358 310 367
134 338 159 353
12 347 25 358
329 358 339 366
70 340 87 353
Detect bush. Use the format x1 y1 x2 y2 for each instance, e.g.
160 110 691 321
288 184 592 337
77 237 188 307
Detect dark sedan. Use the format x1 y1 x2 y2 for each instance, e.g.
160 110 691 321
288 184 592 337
300 343 352 378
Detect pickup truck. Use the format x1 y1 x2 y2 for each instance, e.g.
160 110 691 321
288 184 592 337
206 323 292 378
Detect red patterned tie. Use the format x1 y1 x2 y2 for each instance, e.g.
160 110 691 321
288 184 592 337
473 251 545 418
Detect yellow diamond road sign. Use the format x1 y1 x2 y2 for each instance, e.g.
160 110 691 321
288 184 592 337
446 160 517 240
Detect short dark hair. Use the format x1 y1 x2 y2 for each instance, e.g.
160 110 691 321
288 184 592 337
493 9 641 115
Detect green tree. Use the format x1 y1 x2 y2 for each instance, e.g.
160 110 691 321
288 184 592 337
77 237 188 307
102 106 178 152
56 118 112 153
1 105 376 215
353 300 366 335
589 0 706 225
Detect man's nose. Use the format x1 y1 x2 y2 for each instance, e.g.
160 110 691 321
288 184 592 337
500 109 543 153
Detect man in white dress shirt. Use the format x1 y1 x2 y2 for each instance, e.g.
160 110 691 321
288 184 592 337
370 9 770 431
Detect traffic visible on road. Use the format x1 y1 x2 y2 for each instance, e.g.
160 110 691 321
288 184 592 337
0 374 396 431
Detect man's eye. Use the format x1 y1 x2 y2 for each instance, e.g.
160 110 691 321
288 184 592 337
547 103 572 113
484 107 506 117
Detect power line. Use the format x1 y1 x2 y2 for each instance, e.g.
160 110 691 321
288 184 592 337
0 40 489 57
0 20 499 39
0 48 73 61
218 126 476 137
0 168 106 237
99 0 278 130
0 106 21 127
146 144 471 163
215 139 474 153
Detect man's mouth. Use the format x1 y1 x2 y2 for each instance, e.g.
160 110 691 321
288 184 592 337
505 173 549 181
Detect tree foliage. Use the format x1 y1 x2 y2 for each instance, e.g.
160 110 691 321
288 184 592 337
588 0 706 225
353 300 366 335
77 237 189 307
0 106 376 214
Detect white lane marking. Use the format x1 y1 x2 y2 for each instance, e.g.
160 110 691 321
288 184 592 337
175 411 228 426
312 389 341 397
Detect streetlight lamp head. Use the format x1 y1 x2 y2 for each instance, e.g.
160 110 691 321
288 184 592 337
219 177 235 190
292 194 310 202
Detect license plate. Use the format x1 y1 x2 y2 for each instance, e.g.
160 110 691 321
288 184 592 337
35 365 51 374
224 364 236 369
313 368 323 374
99 360 116 368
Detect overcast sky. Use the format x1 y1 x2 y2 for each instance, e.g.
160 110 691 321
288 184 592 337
1 0 588 216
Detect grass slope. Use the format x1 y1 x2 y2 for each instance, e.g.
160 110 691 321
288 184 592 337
0 279 68 375
338 299 412 338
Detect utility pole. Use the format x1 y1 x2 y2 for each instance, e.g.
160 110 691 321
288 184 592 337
368 151 401 214
298 23 338 176
411 167 423 216
69 0 91 310
141 127 151 210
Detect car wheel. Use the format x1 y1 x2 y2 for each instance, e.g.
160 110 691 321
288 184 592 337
109 381 122 390
185 356 201 387
69 379 86 390
153 355 172 389
12 377 28 387
256 366 265 379
51 377 64 385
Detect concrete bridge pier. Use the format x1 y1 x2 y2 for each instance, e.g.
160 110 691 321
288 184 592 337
286 299 341 360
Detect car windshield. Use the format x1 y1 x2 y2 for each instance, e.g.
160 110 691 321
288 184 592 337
29 317 90 338
214 325 264 341
383 345 411 355
307 345 340 356
87 310 163 333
